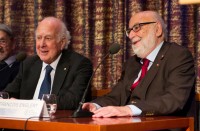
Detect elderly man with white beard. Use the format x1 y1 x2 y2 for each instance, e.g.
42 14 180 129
82 10 195 121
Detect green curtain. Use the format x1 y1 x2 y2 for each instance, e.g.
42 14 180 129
0 0 199 92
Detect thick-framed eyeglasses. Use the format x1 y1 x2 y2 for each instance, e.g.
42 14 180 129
0 39 8 45
125 22 156 36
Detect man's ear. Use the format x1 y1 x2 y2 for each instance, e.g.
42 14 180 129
60 37 67 50
156 22 163 37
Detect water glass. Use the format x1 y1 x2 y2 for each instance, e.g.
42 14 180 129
0 92 9 99
42 94 57 115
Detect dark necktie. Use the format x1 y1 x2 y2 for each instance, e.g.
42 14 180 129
130 58 150 91
0 61 7 70
38 65 53 99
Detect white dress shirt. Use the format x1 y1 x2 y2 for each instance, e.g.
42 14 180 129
4 55 16 67
33 54 62 100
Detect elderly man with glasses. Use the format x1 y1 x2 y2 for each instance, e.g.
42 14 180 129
0 24 20 91
83 11 195 120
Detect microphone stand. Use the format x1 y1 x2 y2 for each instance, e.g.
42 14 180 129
71 53 110 118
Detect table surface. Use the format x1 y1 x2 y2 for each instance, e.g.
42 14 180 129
0 110 194 131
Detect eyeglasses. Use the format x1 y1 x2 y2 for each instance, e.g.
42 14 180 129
0 39 7 45
125 22 156 36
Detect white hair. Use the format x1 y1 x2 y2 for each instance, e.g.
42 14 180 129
58 20 71 49
36 17 72 49
153 12 167 39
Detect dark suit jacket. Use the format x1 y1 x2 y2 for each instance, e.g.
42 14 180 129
0 61 20 91
93 42 195 117
4 49 93 110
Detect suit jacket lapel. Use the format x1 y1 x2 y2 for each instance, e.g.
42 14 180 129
126 56 142 91
28 57 42 98
133 42 170 99
52 50 70 95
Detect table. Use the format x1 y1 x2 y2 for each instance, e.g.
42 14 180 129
0 110 194 131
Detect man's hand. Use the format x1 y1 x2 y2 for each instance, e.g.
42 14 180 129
92 106 132 118
82 103 98 112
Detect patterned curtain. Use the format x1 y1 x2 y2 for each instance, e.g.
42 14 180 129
0 0 199 92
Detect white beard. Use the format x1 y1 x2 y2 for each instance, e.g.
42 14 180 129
131 30 156 58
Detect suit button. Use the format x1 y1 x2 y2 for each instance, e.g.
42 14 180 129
146 111 154 116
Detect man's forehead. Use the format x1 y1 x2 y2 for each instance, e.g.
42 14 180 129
36 33 54 37
0 30 8 35
37 22 58 34
129 13 153 27
0 31 9 39
36 26 56 36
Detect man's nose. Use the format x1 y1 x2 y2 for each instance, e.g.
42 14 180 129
128 30 137 39
40 38 46 47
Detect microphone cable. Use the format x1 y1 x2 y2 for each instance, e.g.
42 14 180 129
23 115 76 131
23 116 48 131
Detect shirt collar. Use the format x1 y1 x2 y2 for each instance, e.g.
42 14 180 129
4 55 16 65
146 41 164 63
42 53 62 71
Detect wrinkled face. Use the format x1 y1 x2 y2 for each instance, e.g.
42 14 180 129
0 31 14 61
36 21 65 64
127 13 160 58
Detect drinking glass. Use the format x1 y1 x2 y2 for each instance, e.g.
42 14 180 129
42 94 57 115
0 92 9 99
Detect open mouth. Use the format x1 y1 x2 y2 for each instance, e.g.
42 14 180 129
40 50 49 55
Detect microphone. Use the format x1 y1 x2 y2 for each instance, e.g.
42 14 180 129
71 43 121 117
15 52 27 62
0 52 27 72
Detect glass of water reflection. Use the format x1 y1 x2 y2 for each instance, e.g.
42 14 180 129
0 92 9 99
42 94 57 115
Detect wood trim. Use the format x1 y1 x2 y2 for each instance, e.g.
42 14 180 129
196 93 200 102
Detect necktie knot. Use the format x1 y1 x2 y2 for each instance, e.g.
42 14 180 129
142 58 150 67
46 65 53 74
141 58 149 78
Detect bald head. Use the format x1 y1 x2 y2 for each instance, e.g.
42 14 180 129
38 17 62 33
36 17 71 47
35 17 71 64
